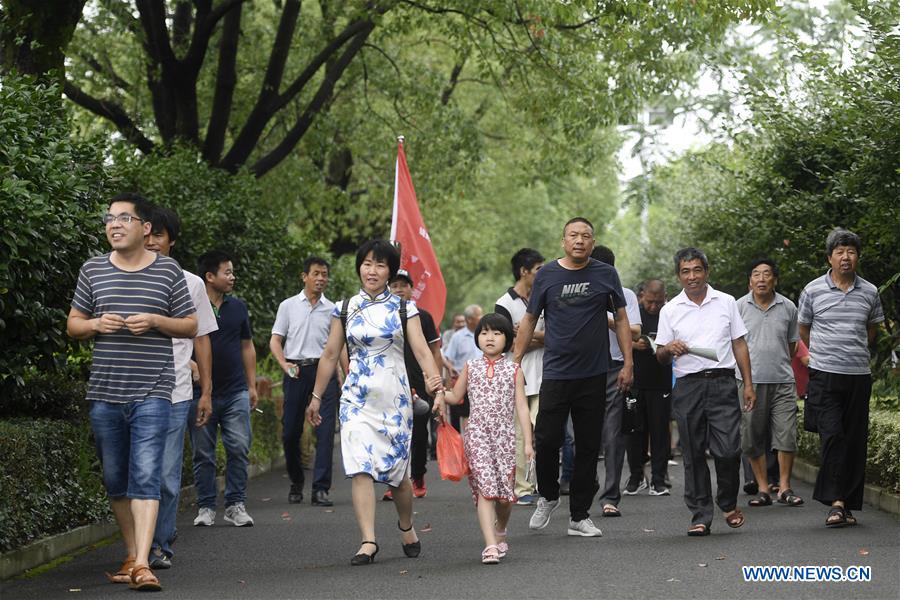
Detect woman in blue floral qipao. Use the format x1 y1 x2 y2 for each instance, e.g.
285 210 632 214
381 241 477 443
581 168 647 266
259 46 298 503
308 240 443 566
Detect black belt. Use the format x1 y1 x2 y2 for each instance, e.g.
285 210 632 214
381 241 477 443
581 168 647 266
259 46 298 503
682 368 734 380
289 358 319 367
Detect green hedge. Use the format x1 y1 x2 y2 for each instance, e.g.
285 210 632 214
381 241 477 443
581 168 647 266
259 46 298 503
797 401 900 495
0 397 282 553
0 419 109 552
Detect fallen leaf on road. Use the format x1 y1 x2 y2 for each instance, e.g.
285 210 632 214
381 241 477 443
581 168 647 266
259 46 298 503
261 497 271 502
421 523 432 532
666 578 681 583
859 549 869 556
716 556 726 561
399 570 409 575
68 589 81 592
325 509 334 513
698 563 708 567
642 528 655 533
238 580 246 584
281 512 290 517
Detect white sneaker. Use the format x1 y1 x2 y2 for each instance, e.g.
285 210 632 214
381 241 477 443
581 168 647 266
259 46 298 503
224 503 255 527
193 507 215 526
528 498 560 530
649 484 670 496
568 518 603 537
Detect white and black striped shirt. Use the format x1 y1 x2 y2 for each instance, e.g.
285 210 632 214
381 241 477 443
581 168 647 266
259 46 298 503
71 254 195 403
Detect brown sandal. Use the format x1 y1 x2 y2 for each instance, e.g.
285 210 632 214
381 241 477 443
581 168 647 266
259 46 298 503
725 508 745 528
104 555 136 583
129 565 161 591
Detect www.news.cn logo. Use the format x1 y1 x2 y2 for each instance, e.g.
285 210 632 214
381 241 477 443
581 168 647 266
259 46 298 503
742 565 872 582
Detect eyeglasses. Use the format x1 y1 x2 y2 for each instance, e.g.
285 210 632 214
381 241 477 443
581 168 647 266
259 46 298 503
102 213 143 225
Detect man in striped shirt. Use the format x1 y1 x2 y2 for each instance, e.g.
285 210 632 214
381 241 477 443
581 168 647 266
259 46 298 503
68 193 197 591
798 228 884 528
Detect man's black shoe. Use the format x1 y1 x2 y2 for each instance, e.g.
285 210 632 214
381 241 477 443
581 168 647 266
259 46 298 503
312 490 333 507
743 481 759 496
288 485 303 504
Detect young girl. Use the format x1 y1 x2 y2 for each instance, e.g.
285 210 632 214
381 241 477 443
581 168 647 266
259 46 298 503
434 313 534 564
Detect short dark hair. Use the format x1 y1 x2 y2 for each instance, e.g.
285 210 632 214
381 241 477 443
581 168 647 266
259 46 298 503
591 245 615 267
474 313 514 353
563 216 594 234
109 192 154 222
674 247 709 273
747 258 779 279
149 206 182 242
198 250 232 282
825 228 861 256
355 239 400 281
303 255 330 274
510 248 545 282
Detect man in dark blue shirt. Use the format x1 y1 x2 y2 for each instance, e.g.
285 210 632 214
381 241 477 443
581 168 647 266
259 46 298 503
513 217 634 538
190 250 258 528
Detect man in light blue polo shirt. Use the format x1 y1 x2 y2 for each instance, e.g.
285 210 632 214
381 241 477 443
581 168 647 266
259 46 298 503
270 256 341 506
798 228 884 528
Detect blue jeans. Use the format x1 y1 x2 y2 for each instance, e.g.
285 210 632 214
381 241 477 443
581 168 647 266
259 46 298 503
89 398 170 500
152 400 191 558
189 389 252 509
561 416 575 482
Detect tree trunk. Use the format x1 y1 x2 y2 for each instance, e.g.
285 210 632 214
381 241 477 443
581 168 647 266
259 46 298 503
0 0 86 83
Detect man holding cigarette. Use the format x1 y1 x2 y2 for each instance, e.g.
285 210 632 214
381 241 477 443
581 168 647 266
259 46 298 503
191 251 258 527
270 257 340 507
655 248 755 536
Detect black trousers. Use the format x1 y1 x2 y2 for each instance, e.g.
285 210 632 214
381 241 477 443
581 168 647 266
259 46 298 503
534 375 606 521
808 370 871 511
282 365 339 492
625 388 672 488
671 375 741 527
410 392 434 480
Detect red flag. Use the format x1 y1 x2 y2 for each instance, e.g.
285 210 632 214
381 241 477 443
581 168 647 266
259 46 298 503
390 137 446 325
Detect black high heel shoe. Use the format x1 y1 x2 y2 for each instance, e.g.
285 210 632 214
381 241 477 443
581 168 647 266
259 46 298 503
350 541 379 566
398 521 421 558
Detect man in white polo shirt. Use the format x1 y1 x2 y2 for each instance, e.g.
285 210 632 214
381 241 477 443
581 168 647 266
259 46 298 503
269 257 341 506
592 246 641 518
495 248 545 506
656 247 755 537
145 207 218 570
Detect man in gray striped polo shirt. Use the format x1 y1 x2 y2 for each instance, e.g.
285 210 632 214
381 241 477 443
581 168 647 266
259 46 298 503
68 193 197 591
798 228 884 528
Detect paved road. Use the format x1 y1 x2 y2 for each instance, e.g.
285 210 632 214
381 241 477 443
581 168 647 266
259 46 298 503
3 447 899 599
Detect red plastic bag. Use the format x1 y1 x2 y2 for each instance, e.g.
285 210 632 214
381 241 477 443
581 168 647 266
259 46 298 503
436 422 469 481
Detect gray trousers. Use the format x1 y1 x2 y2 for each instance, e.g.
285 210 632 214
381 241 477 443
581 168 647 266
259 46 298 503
598 365 626 507
671 375 741 527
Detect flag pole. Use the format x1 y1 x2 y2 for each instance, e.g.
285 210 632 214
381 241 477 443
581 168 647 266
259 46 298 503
390 135 404 242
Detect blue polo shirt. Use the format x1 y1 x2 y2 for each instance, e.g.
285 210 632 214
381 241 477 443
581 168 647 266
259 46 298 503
210 295 253 397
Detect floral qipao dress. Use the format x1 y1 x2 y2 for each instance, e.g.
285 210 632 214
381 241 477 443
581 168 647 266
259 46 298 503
464 355 519 503
334 288 417 486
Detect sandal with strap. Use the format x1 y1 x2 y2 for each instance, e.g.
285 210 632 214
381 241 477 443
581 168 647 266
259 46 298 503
351 541 379 565
687 523 710 537
481 544 500 565
845 510 858 526
777 489 804 506
748 492 772 507
826 506 848 528
398 521 421 558
128 565 161 591
602 504 621 517
725 508 745 528
104 555 136 584
494 524 508 558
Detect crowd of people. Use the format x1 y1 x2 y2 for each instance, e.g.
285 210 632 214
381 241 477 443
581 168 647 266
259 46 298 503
67 194 884 589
